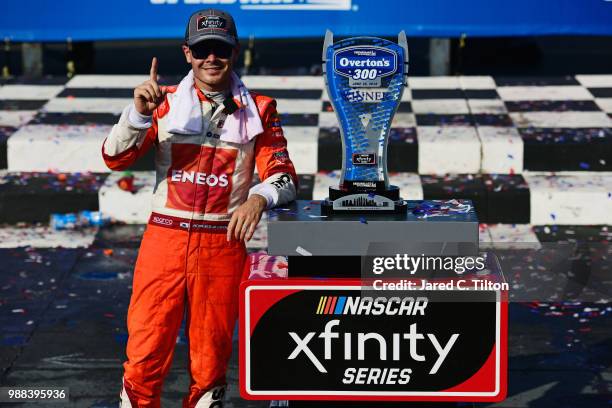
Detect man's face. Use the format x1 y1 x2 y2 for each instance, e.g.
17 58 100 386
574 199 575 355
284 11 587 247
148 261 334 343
183 40 239 91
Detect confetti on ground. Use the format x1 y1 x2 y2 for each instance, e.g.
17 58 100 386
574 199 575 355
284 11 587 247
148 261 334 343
295 246 312 256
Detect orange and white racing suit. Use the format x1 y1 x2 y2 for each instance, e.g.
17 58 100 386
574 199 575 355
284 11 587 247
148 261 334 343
102 82 297 407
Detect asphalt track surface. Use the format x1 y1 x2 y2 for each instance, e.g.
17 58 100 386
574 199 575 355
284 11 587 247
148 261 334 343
0 225 610 407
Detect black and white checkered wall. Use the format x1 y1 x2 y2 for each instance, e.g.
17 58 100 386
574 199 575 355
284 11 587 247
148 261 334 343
0 74 611 231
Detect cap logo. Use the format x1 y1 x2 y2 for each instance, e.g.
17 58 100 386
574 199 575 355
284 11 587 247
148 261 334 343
197 15 227 31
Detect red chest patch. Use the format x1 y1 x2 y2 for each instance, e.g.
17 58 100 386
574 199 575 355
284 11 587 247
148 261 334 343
166 144 238 214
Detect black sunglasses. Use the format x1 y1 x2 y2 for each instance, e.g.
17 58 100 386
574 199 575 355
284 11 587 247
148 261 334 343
189 42 234 59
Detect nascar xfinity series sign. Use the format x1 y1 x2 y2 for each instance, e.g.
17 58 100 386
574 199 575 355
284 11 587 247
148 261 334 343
240 280 507 401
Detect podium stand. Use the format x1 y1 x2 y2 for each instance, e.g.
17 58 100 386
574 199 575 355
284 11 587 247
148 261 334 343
267 200 479 257
240 200 507 405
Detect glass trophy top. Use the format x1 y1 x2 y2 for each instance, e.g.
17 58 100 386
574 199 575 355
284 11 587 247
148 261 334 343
323 33 408 189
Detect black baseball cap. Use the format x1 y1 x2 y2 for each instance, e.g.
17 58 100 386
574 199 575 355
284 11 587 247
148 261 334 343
185 9 238 48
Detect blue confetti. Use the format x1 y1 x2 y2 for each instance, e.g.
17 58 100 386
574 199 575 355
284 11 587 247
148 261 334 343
2 335 27 346
579 162 590 170
114 333 129 345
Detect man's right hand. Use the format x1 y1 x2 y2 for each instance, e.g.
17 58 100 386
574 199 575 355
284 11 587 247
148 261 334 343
134 57 166 116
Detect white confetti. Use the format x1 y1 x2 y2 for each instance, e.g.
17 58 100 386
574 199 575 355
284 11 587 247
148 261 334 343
295 246 312 256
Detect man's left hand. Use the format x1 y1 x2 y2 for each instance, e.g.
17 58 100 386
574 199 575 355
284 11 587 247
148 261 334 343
227 195 267 242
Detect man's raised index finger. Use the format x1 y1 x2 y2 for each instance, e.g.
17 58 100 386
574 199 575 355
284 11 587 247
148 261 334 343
150 57 158 82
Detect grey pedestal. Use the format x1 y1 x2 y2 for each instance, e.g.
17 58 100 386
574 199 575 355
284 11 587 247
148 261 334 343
268 200 479 257
264 200 482 407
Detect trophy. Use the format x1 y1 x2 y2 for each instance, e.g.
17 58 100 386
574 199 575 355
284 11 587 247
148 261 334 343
321 30 409 214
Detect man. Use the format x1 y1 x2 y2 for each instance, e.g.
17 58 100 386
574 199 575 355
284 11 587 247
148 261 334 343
101 9 297 408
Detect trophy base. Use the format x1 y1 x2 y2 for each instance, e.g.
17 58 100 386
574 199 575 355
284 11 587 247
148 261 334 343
321 185 408 215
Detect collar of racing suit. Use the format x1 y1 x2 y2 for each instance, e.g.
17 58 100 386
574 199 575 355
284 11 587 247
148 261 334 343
201 89 230 108
194 84 244 111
